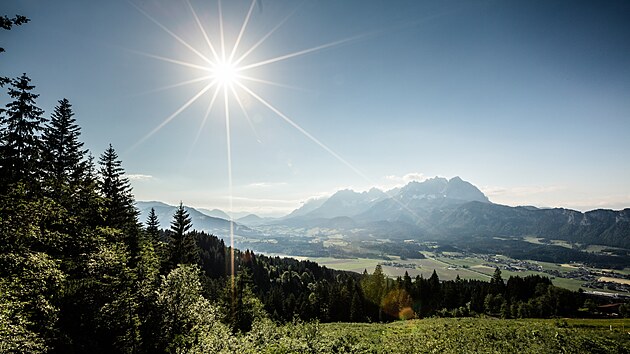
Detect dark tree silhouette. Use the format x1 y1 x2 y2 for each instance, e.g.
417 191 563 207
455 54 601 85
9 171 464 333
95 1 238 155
168 202 198 268
0 14 29 31
42 98 88 199
145 207 160 243
0 74 46 192
98 144 137 230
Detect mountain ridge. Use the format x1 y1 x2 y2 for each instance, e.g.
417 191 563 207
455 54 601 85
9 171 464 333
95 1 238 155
137 176 630 249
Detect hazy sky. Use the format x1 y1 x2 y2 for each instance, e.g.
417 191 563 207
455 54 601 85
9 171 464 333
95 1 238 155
3 0 630 216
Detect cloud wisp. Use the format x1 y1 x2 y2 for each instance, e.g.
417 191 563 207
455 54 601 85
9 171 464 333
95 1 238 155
128 174 154 181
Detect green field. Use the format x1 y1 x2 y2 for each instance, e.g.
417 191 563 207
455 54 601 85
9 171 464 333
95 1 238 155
239 318 630 353
307 254 629 294
308 256 491 281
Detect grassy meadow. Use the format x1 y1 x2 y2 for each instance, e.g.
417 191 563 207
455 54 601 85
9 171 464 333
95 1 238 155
245 318 630 353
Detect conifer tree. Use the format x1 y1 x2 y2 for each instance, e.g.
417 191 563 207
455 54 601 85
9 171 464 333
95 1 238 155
41 98 88 199
98 144 137 230
145 207 160 244
490 267 506 294
168 202 198 268
146 208 160 247
0 74 46 192
144 207 164 266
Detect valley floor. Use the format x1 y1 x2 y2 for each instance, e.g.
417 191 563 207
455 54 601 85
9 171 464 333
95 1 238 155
247 318 630 353
299 253 630 296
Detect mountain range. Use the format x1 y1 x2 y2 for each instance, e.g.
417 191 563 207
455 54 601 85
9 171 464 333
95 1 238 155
137 177 630 249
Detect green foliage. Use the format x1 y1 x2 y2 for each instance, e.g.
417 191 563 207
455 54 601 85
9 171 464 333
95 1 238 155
224 268 267 333
315 318 630 354
361 265 386 308
0 252 64 352
155 264 232 353
0 281 47 353
216 318 630 353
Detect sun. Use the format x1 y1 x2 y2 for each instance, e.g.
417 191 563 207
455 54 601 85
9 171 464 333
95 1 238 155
212 60 239 87
130 0 379 285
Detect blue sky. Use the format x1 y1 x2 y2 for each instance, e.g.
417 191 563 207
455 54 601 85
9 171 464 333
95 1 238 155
3 0 630 216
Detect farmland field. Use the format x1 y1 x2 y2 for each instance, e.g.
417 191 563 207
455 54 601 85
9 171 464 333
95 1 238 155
306 253 629 295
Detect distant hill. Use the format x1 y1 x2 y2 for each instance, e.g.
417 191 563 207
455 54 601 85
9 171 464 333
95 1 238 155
197 208 231 220
433 201 630 249
136 201 257 237
236 214 278 227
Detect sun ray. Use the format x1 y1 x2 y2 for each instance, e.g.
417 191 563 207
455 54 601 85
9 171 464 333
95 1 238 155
228 0 257 62
232 81 433 226
190 84 222 154
130 0 433 230
230 83 262 142
223 84 236 290
235 81 371 182
238 75 312 92
218 0 226 61
232 7 298 66
129 80 217 151
127 49 212 71
239 34 366 71
185 0 221 63
236 80 429 226
134 75 213 96
129 1 214 66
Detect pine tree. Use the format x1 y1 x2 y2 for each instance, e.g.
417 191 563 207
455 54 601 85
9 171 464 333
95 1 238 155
145 207 160 244
490 267 505 294
171 202 192 236
98 144 137 230
168 202 197 268
403 271 412 292
0 74 46 192
41 98 88 199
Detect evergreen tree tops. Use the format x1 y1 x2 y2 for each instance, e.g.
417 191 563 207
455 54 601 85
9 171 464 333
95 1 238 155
168 202 198 269
42 98 88 190
171 202 192 236
0 74 46 190
146 207 160 243
98 144 138 230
